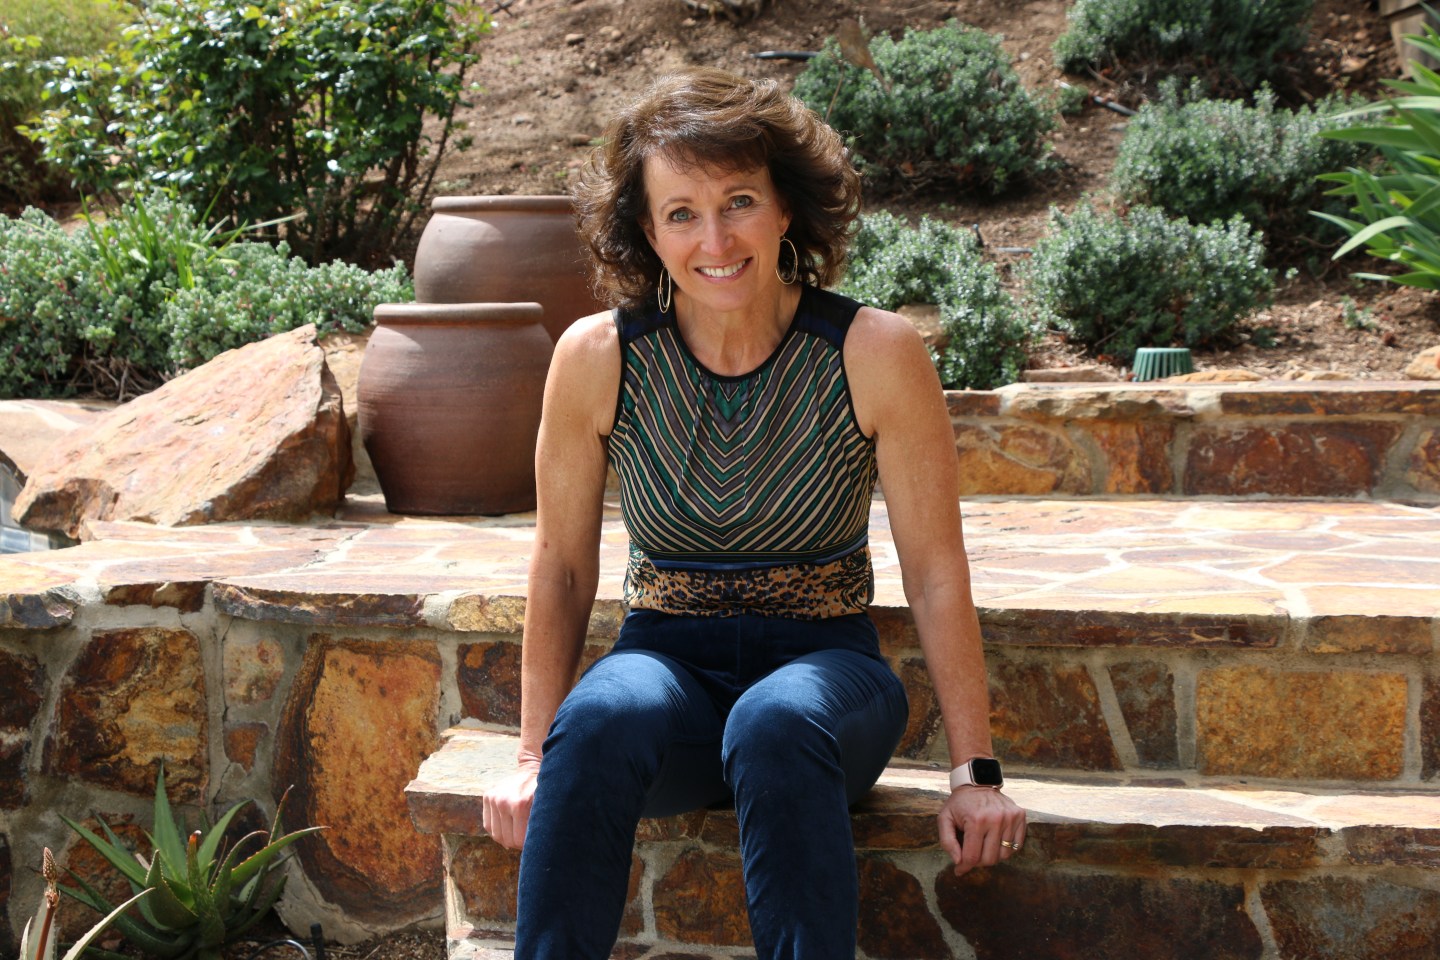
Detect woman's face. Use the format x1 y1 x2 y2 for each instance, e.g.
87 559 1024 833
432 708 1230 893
641 153 792 317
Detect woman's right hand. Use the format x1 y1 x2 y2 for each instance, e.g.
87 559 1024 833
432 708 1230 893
482 758 542 850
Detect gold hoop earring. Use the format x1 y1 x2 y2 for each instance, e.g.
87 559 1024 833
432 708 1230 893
657 267 673 313
776 237 799 285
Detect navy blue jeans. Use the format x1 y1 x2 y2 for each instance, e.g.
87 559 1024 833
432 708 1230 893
515 610 909 960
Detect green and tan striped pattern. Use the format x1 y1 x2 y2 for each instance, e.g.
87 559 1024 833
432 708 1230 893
609 286 877 618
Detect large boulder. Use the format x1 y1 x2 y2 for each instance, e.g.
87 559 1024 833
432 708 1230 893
0 400 112 484
15 325 353 538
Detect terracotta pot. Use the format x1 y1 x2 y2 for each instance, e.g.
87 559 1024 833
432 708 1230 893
358 302 551 515
413 196 605 342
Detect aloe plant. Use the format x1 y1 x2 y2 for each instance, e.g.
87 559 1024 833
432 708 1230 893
58 765 322 960
21 848 149 960
1317 16 1440 289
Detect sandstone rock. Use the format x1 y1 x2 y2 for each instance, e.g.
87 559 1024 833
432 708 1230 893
857 858 948 959
1185 422 1401 497
1196 666 1406 781
275 636 442 925
989 659 1122 771
49 627 209 802
1263 877 1440 959
1405 344 1440 380
319 330 377 494
0 400 112 484
1021 366 1121 382
15 326 353 539
1164 369 1263 383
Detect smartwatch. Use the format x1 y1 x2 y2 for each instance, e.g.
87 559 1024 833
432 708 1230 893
949 757 1004 790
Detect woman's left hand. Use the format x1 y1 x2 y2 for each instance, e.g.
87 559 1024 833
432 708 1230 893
938 786 1027 876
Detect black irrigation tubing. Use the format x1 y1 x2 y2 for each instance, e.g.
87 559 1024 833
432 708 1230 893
241 924 327 960
750 50 818 60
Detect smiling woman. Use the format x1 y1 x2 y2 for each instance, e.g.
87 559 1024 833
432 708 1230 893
480 69 1027 960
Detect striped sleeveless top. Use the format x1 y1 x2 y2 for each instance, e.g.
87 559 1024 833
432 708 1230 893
608 284 877 619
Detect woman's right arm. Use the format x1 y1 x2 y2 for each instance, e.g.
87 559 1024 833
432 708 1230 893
482 311 619 850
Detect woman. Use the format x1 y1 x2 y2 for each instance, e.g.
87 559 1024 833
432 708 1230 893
482 68 1026 960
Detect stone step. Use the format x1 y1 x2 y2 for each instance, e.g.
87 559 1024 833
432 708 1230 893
406 727 1440 960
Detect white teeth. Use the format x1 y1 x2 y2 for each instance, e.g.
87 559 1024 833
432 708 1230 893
698 261 746 278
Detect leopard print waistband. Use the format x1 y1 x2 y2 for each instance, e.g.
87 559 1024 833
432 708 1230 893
623 544 874 619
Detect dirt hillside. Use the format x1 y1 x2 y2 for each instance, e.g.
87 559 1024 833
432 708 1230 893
429 0 1440 381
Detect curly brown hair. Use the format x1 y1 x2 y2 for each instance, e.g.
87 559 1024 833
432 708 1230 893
573 69 861 309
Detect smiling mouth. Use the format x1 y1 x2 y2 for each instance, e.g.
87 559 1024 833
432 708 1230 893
697 259 749 279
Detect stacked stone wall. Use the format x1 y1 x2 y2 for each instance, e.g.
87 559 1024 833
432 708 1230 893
949 382 1440 500
3 586 1437 950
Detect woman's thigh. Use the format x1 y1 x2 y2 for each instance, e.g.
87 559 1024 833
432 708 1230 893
543 648 733 817
722 648 908 805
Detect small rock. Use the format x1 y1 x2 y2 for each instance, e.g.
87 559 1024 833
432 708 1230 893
1289 371 1350 381
602 25 623 41
512 114 534 126
1163 369 1263 383
569 133 594 146
896 304 945 347
565 32 584 45
1021 366 1120 383
1405 344 1440 380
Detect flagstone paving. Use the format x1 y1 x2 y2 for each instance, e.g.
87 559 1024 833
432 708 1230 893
3 494 1436 632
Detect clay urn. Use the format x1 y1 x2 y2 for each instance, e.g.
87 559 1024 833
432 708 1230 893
358 301 552 515
412 196 605 342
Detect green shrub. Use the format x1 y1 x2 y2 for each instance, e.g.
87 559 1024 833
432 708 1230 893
838 212 1030 389
1021 203 1274 361
0 197 411 400
1053 0 1315 95
162 241 412 368
1110 82 1373 249
23 0 487 267
1318 24 1440 290
793 21 1058 194
0 0 127 212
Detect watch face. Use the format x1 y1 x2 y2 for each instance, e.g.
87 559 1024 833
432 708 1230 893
971 758 1003 786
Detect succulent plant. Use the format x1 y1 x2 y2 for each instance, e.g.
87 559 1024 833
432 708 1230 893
58 765 321 960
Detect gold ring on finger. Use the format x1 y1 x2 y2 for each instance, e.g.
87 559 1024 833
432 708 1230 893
1000 839 1015 848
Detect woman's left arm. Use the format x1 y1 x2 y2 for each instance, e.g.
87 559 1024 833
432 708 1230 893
846 306 1027 876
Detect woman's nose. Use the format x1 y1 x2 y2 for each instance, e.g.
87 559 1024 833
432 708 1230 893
700 217 732 254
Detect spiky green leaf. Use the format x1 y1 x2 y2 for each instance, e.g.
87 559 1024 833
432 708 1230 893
58 816 146 886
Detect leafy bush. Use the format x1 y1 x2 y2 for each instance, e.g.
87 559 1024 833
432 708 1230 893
23 0 487 267
0 0 126 212
60 765 321 960
161 242 411 368
794 21 1058 194
838 212 1030 389
1053 0 1315 95
1110 81 1373 249
0 196 411 399
1021 203 1274 361
1318 24 1440 290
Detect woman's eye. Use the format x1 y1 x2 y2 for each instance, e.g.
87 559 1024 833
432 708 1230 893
731 196 753 209
669 209 692 222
